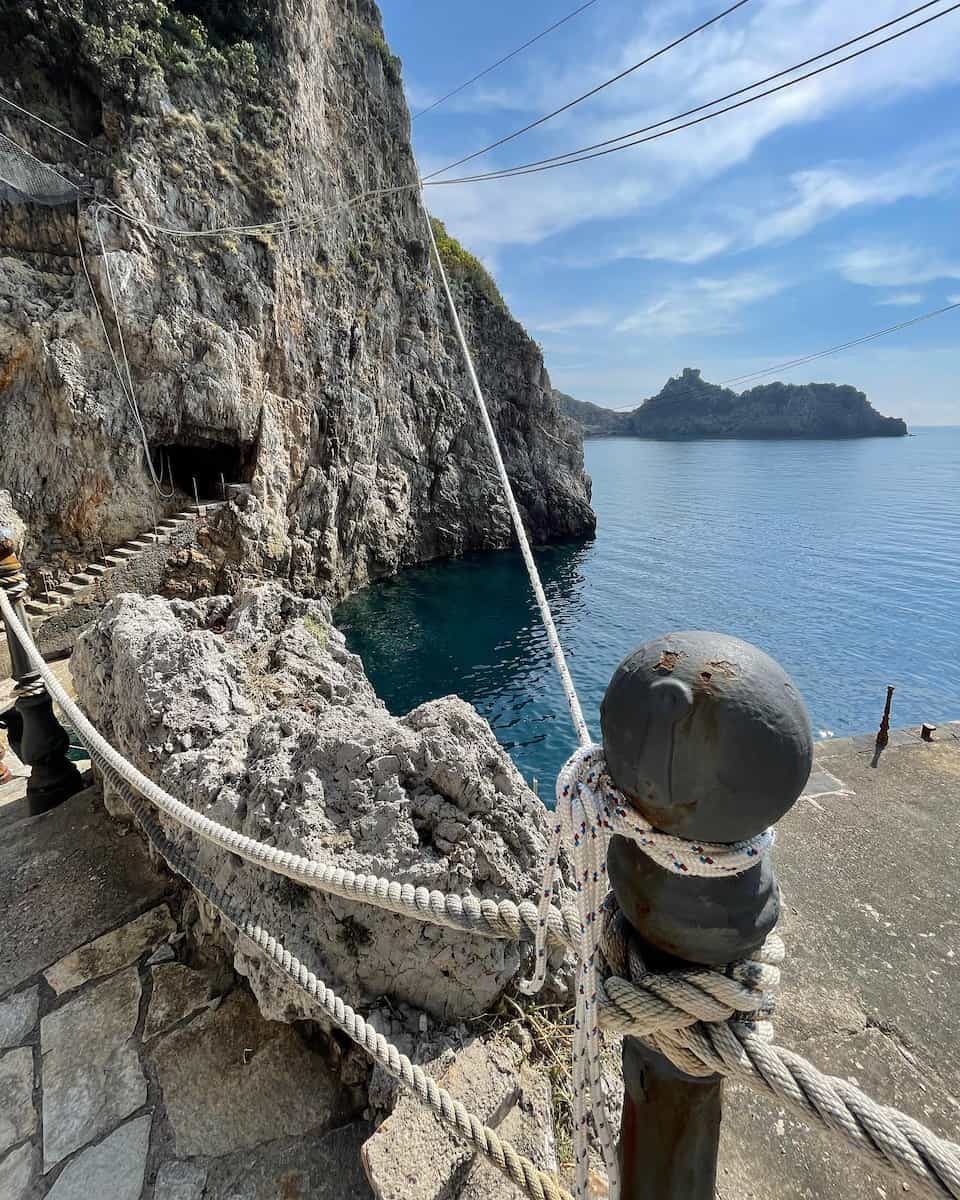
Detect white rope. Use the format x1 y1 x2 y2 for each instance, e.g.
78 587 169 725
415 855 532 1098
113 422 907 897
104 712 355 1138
421 196 591 747
116 782 574 1200
0 89 94 149
520 745 774 1200
0 590 580 950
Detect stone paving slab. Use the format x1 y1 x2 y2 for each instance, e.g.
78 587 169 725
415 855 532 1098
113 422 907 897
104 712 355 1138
0 1139 34 1200
45 1114 152 1200
147 989 345 1159
0 1045 36 1156
40 967 146 1169
362 1036 523 1200
44 904 175 995
144 962 215 1040
0 785 168 996
0 985 38 1049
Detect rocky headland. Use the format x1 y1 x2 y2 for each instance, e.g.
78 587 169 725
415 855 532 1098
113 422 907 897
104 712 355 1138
559 368 908 439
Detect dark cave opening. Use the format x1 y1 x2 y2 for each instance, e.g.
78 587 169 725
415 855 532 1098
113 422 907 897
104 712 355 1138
156 440 249 501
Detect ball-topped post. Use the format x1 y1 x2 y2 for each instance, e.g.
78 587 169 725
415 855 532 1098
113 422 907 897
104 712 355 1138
602 631 812 1199
0 528 85 815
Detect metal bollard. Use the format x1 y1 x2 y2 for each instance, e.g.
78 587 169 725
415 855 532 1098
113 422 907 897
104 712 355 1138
601 631 813 1199
0 529 85 815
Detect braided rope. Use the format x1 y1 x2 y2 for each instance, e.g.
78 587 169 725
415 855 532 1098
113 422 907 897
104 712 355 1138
0 592 580 950
116 782 573 1200
519 745 775 1199
4 596 960 1197
653 1024 960 1198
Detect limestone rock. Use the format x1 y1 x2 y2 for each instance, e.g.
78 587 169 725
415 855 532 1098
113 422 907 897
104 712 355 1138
40 968 146 1168
0 3 593 584
459 1066 557 1200
146 990 343 1158
72 584 559 1022
44 904 175 994
144 963 215 1040
0 1139 34 1200
0 490 25 551
0 1045 35 1155
0 986 38 1050
45 1115 151 1200
361 1036 522 1200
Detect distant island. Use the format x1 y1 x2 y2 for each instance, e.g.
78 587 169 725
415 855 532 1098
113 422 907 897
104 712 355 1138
558 368 908 439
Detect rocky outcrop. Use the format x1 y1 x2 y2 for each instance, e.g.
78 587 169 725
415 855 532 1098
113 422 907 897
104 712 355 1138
560 368 908 439
71 583 559 1021
0 488 24 550
0 1 594 595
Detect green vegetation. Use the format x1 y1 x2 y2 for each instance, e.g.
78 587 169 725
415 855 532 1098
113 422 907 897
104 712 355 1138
10 1 272 101
303 615 328 650
354 21 402 86
429 218 506 312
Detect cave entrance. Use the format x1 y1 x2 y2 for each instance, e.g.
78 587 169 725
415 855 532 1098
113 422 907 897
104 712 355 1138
155 440 247 501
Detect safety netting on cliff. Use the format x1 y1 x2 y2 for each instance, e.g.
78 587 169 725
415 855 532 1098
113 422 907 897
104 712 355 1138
0 130 79 206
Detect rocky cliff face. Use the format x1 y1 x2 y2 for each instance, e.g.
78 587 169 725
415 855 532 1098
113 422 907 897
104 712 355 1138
0 0 594 597
560 368 908 439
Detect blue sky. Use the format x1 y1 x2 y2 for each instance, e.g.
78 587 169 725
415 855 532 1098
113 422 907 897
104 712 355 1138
378 0 960 424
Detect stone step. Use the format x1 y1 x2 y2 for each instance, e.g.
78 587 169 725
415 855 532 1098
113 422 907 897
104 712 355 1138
104 554 133 567
109 547 140 559
69 573 95 586
86 563 109 577
24 600 60 616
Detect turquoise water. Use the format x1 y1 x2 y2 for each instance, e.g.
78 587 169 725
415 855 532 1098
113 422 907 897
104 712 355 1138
335 429 960 787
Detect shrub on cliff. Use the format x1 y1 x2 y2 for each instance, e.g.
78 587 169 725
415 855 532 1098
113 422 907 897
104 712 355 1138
430 218 506 312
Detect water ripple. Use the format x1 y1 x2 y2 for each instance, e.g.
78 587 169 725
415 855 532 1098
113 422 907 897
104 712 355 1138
336 429 960 787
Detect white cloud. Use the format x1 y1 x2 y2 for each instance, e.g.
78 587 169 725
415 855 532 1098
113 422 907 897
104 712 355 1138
530 306 611 334
949 294 960 305
551 144 960 269
876 292 925 307
835 243 960 288
417 1 960 252
616 271 784 337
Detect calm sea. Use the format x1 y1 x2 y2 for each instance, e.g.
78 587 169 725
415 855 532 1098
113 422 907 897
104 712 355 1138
335 429 960 788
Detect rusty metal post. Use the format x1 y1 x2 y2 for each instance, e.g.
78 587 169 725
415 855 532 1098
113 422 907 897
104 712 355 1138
601 631 813 1199
0 529 85 815
876 685 895 752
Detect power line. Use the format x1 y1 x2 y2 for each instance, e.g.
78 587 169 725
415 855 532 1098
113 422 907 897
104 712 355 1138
0 89 97 150
424 0 960 186
421 0 753 180
720 301 960 388
412 0 601 120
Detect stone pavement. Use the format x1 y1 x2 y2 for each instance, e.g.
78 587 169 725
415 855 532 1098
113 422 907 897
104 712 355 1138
718 722 960 1198
1 715 958 1199
0 781 374 1200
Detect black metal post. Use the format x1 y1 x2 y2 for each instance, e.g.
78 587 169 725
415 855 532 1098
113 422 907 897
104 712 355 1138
0 530 85 815
601 631 813 1199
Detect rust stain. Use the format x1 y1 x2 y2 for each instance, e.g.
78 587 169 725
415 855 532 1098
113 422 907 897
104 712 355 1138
0 347 28 393
705 658 737 676
655 649 681 673
280 1173 305 1200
